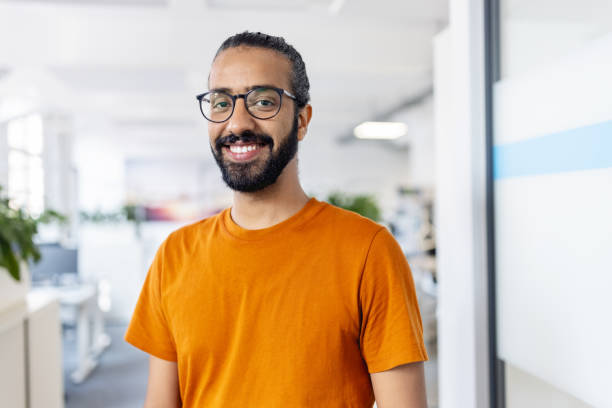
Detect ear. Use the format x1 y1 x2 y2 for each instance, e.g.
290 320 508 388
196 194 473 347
296 104 312 141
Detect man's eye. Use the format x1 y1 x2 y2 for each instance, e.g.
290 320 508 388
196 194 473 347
214 101 230 108
254 99 275 107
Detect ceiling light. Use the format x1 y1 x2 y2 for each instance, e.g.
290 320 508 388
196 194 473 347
353 121 407 140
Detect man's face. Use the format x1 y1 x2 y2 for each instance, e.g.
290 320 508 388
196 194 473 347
207 46 301 193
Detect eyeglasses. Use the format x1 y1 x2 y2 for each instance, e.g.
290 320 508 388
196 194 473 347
196 86 297 123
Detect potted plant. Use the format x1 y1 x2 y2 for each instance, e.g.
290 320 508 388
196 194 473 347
326 191 382 222
0 185 66 313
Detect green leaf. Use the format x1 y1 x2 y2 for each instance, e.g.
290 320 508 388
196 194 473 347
326 192 381 222
0 184 67 281
0 239 20 281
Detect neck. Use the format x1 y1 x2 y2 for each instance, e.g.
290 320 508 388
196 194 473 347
230 159 310 230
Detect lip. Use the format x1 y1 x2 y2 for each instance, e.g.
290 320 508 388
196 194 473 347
223 143 267 162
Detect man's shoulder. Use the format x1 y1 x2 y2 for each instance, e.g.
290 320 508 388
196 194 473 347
163 209 226 248
316 201 385 239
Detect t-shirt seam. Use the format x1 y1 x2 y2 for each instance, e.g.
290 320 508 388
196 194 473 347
356 226 387 349
357 226 387 306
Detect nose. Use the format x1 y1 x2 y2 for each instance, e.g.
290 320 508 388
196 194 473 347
225 97 256 135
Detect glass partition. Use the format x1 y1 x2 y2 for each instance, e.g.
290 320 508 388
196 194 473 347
491 1 612 407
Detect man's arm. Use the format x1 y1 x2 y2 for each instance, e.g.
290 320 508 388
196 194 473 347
144 355 182 408
370 361 428 408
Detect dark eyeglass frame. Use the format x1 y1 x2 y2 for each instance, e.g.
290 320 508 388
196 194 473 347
195 87 297 123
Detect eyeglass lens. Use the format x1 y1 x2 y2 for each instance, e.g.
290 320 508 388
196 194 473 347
200 88 282 122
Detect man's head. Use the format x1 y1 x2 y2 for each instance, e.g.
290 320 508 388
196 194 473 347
215 32 310 111
205 31 312 193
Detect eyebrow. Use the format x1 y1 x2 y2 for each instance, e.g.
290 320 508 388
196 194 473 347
209 84 281 94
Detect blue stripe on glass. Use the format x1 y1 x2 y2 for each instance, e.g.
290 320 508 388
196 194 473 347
493 120 612 179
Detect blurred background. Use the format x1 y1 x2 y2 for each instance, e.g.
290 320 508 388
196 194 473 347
0 0 610 407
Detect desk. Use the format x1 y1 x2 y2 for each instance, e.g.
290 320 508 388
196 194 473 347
26 291 64 408
30 284 111 384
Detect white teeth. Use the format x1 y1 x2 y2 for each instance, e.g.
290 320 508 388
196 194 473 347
229 144 258 154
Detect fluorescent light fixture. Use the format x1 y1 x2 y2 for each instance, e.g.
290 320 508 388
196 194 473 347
353 121 407 140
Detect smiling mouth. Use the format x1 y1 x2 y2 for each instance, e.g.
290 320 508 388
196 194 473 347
222 142 268 162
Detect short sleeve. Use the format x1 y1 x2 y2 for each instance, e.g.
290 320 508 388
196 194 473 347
359 227 428 373
124 238 177 362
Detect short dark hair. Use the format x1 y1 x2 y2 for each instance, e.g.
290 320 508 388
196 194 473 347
214 31 310 109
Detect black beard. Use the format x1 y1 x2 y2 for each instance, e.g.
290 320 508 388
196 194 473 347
211 116 299 193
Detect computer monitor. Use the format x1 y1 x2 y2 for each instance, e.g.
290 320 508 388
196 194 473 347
28 243 78 285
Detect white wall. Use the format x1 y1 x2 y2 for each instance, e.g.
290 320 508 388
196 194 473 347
388 96 436 190
41 114 78 244
433 0 490 405
0 123 7 189
300 129 413 217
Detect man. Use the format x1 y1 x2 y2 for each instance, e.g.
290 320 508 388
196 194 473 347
125 31 429 408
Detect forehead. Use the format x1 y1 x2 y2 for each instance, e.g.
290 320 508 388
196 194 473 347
209 46 292 92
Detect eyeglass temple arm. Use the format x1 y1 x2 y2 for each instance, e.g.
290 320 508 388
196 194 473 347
283 89 297 100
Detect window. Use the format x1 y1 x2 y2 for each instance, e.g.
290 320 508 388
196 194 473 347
7 114 45 217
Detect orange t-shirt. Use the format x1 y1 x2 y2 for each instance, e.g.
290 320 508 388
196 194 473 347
125 197 428 407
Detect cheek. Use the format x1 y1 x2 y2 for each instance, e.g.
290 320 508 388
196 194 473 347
268 118 292 140
208 124 222 145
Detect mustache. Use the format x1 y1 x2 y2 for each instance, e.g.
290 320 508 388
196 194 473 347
215 131 274 151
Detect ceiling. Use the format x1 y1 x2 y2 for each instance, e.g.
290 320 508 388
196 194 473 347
0 0 448 150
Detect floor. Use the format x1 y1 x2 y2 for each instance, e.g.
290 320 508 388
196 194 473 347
62 324 438 408
63 324 148 408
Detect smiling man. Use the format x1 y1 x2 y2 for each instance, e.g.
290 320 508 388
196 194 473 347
125 32 429 408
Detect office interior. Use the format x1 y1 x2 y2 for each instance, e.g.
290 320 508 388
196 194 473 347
0 0 610 407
